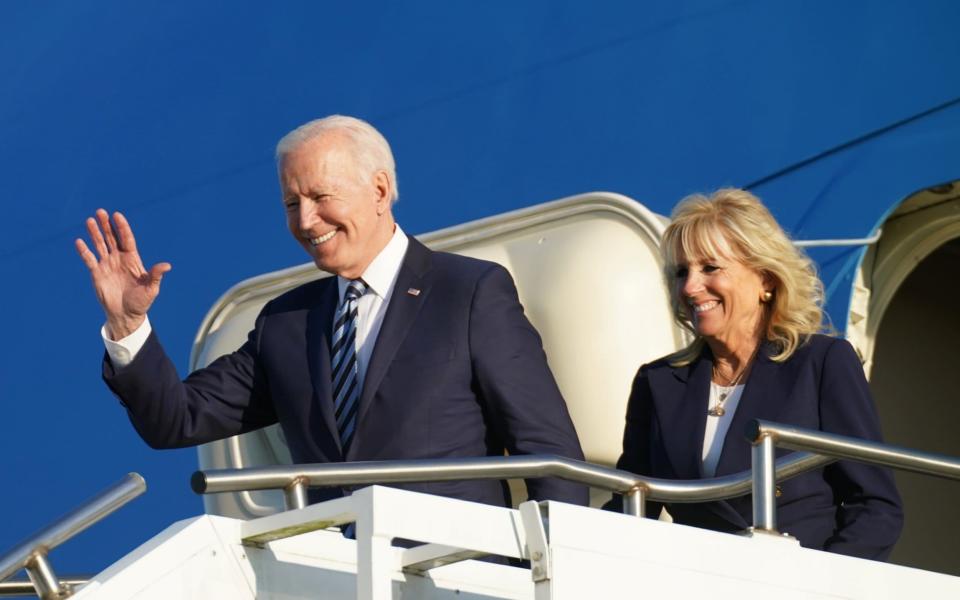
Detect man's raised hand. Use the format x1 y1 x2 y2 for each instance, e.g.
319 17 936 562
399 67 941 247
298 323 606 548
75 209 171 340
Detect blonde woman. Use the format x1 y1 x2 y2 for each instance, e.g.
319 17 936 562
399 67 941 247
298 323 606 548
614 188 902 560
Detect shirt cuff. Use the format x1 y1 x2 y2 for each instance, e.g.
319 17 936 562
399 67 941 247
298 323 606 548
102 316 152 368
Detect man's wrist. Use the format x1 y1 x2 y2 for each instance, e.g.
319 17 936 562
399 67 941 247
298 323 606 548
103 316 152 368
105 315 146 341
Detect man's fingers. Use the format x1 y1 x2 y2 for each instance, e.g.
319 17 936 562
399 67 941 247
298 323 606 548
96 209 119 253
75 238 99 270
86 216 109 259
113 211 138 253
148 262 172 286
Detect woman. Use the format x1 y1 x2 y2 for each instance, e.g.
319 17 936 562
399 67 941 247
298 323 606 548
615 188 903 560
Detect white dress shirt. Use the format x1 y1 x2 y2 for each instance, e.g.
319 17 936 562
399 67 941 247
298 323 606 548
104 225 409 378
334 225 408 384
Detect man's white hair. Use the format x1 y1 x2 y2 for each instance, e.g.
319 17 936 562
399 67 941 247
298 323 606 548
276 115 399 203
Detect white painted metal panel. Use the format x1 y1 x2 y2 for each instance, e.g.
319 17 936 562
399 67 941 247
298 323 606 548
69 487 960 600
542 500 960 599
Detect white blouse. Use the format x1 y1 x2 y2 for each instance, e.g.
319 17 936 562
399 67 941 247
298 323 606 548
701 382 745 477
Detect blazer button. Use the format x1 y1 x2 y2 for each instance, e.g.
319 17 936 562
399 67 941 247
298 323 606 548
775 485 783 498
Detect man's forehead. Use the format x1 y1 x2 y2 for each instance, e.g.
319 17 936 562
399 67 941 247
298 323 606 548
287 129 355 158
279 137 358 181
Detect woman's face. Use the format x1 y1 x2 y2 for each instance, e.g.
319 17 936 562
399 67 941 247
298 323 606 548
673 249 769 349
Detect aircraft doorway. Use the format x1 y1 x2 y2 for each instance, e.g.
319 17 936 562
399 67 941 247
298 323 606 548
870 236 960 574
843 182 960 573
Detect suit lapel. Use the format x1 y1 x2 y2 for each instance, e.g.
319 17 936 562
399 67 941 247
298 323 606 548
306 279 343 458
651 353 712 479
715 341 793 476
347 237 433 459
656 346 769 530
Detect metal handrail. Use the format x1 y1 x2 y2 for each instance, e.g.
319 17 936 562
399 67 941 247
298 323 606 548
0 474 146 599
792 229 882 248
193 452 834 516
747 419 960 533
0 577 90 598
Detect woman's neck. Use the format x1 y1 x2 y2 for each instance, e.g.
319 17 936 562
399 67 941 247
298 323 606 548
707 335 762 384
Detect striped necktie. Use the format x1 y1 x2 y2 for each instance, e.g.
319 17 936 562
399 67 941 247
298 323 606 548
331 279 367 452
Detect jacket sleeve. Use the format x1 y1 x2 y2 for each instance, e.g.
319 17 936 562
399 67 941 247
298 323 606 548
604 365 664 518
468 263 589 506
819 338 904 560
102 308 278 449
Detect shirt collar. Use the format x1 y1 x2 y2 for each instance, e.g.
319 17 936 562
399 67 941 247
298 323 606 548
337 224 408 301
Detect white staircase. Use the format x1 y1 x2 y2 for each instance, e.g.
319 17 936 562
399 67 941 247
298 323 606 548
71 485 960 599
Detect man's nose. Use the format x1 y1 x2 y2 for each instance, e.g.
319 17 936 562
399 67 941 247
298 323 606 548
298 201 320 231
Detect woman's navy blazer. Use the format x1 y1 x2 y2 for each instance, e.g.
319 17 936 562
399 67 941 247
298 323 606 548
615 334 903 560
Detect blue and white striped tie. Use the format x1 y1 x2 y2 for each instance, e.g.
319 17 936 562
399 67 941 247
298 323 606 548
331 279 367 451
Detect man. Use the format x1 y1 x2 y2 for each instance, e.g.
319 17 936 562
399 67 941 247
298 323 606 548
76 115 588 508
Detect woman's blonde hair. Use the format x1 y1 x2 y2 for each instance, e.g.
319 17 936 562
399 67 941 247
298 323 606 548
662 188 826 365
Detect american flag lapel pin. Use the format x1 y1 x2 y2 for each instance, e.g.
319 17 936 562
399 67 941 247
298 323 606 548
406 288 421 297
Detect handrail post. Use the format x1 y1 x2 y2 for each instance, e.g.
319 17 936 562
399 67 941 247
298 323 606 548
0 473 145 589
25 552 63 600
283 477 309 511
751 434 778 533
623 486 645 518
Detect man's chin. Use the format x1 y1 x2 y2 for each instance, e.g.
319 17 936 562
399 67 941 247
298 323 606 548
305 251 333 273
314 259 339 275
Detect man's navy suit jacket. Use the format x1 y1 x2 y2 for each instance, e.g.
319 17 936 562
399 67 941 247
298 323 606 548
615 335 903 560
104 236 588 508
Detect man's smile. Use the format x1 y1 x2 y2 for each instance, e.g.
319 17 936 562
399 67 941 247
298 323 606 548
309 230 338 246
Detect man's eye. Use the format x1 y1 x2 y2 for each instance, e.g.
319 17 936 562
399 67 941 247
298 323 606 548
284 200 299 212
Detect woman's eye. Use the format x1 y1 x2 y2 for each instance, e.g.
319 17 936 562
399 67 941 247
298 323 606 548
703 264 720 273
675 267 689 278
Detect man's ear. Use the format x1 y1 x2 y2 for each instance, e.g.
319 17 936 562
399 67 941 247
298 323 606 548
373 170 391 215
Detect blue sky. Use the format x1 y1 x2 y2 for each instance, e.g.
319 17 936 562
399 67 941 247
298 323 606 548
1 1 958 575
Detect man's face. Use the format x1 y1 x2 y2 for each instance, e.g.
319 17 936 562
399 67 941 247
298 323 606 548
279 133 393 279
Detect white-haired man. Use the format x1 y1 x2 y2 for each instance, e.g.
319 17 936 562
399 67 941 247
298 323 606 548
77 115 588 509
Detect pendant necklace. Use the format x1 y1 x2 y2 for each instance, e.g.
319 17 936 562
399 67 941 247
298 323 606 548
708 347 759 417
709 384 739 417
